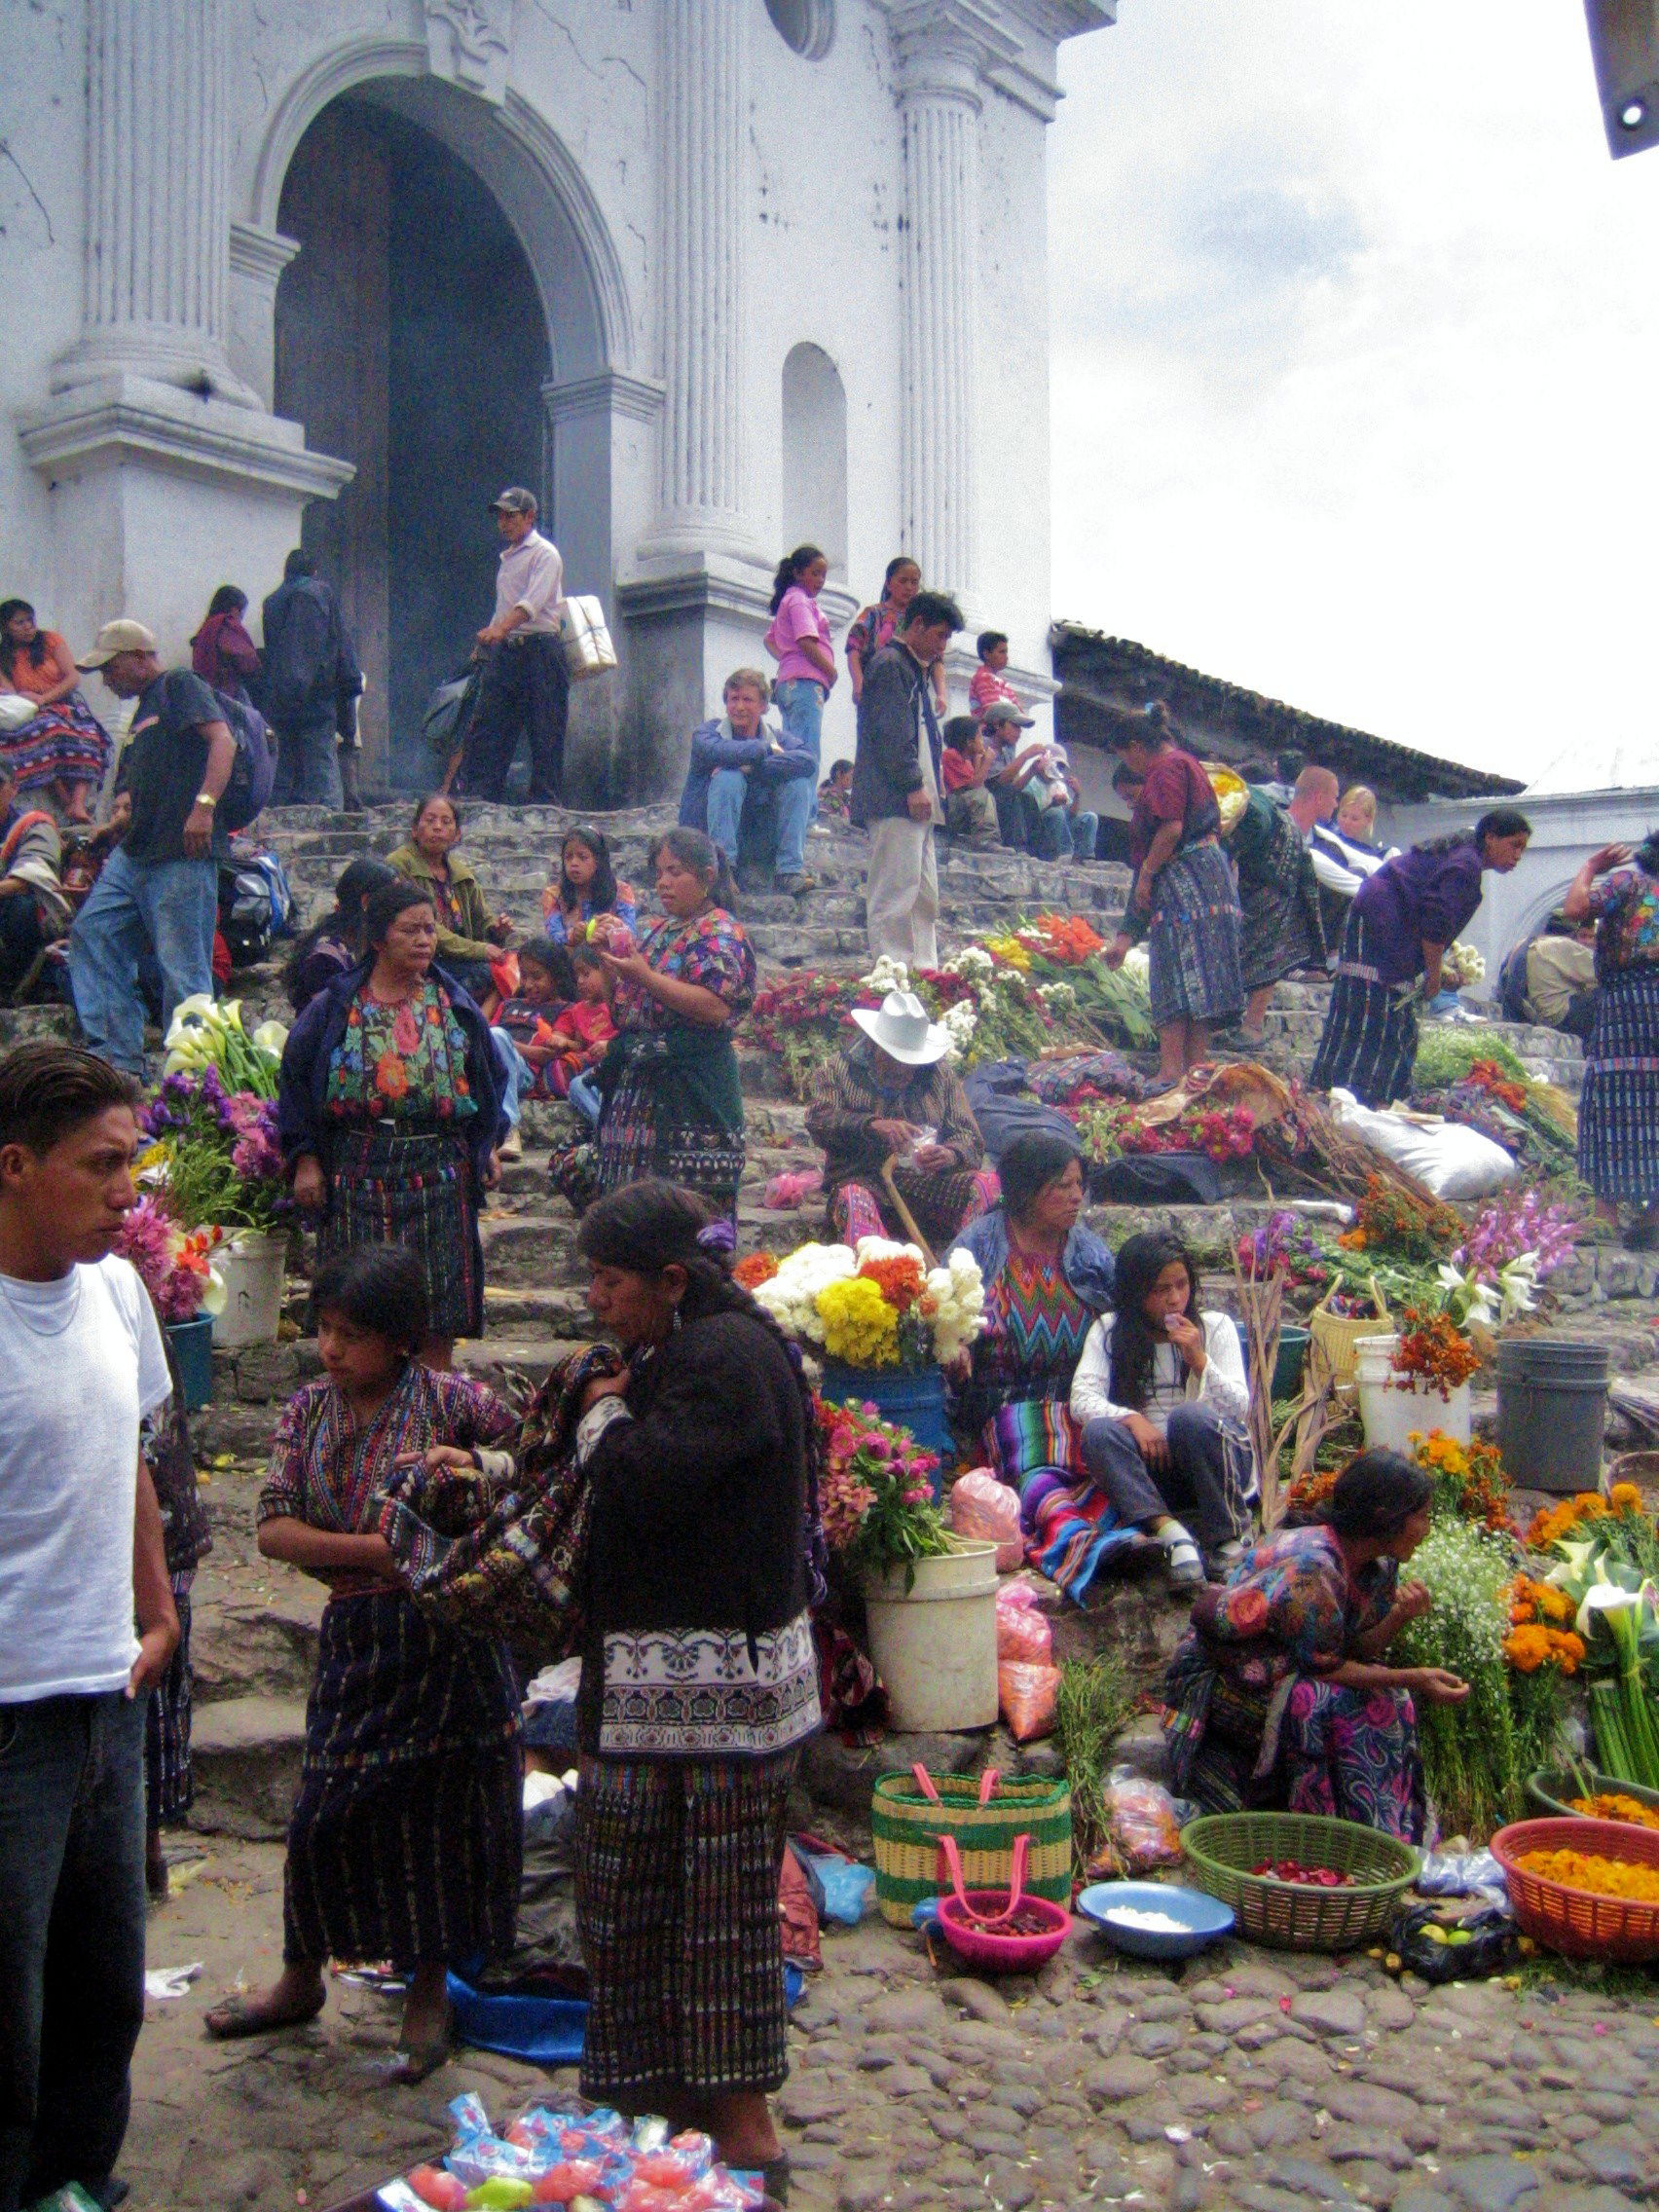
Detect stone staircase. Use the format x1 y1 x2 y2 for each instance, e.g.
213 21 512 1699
10 797 1641 1832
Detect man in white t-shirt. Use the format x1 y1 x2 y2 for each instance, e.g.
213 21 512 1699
0 1044 178 2212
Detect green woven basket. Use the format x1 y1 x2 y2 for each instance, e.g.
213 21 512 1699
870 1769 1072 1929
1180 1811 1419 1951
1528 1768 1659 1821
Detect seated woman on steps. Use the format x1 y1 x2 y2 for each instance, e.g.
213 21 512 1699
805 988 996 1251
1163 1448 1469 1841
204 1246 521 2082
387 792 514 1002
1070 1230 1254 1588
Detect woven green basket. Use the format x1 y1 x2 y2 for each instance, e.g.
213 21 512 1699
1180 1812 1419 1951
1528 1769 1659 1821
870 1769 1072 1929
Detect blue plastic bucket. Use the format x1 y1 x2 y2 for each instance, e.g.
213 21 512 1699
818 1360 956 1490
166 1316 215 1412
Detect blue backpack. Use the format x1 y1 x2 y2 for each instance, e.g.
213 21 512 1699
211 688 276 831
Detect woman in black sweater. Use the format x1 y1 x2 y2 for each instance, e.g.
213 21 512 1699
570 1181 822 2187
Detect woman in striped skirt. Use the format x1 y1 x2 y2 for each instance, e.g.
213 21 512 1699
204 1247 520 2080
1309 811 1531 1106
1565 834 1659 1245
1102 703 1244 1083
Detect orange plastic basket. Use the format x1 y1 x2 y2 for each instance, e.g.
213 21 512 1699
1490 1816 1659 1963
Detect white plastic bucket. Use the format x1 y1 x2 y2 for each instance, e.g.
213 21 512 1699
212 1230 287 1348
1354 1332 1470 1454
864 1537 999 1733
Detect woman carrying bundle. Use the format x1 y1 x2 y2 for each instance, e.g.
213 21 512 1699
1162 1449 1468 1840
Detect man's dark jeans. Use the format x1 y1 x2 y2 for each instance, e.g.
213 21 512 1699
0 1691 147 2212
464 634 570 802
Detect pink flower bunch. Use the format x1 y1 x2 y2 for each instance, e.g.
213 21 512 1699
113 1198 222 1322
1455 1187 1583 1283
816 1395 942 1555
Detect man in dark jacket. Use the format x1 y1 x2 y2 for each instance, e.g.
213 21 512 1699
678 668 818 892
851 590 962 970
261 551 364 810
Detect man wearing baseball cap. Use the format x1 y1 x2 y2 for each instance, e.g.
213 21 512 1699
67 620 235 1074
460 488 569 803
978 698 1046 853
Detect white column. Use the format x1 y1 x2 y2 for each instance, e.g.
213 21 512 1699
646 0 756 558
889 3 1014 604
55 0 252 402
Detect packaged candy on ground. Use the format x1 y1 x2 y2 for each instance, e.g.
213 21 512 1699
632 2118 673 2154
408 2168 469 2211
449 2141 538 2190
466 2184 535 2210
449 2095 494 2144
530 2163 606 2204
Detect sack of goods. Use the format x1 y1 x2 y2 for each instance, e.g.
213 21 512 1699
561 595 617 681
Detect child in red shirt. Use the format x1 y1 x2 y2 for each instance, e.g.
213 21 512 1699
536 941 617 1116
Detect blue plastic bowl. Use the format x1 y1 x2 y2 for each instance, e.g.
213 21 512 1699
1077 1880 1235 1959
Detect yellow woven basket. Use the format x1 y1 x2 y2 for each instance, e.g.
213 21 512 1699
1309 1289 1390 1384
870 1766 1072 1928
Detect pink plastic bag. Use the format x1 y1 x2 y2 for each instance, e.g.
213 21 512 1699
949 1469 1024 1572
995 1580 1053 1665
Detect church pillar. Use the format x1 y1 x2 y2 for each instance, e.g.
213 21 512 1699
645 0 757 559
53 0 253 403
888 3 1015 608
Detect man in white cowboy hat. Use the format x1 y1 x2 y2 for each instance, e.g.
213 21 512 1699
805 988 991 1251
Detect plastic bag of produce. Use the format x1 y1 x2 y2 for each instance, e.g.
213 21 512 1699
949 1468 1024 1571
1389 1901 1516 1984
1330 1091 1515 1201
998 1660 1060 1742
1089 1769 1183 1876
995 1580 1054 1665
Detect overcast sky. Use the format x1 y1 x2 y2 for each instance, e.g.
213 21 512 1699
1047 0 1659 793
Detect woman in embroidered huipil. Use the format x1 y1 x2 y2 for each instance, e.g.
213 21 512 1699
1563 831 1659 1243
277 878 504 1368
204 1247 519 2079
567 1181 822 2187
1162 1449 1468 1842
591 828 756 1221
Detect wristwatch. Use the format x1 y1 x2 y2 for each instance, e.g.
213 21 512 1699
193 792 216 809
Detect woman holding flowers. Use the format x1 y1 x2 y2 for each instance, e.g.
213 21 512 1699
277 879 504 1368
806 988 994 1250
1563 832 1659 1245
590 828 756 1221
1163 1449 1468 1840
947 1131 1117 1451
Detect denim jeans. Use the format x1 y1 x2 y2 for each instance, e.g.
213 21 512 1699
492 1028 529 1129
0 1692 148 2212
1031 806 1100 861
569 1069 603 1127
773 678 826 777
270 716 343 809
67 846 218 1076
708 768 817 877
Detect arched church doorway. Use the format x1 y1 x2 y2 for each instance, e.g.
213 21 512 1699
275 97 551 791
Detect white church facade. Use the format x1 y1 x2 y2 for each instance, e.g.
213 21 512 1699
1 0 1110 803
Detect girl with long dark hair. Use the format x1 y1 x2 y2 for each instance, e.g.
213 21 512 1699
845 554 947 718
764 543 836 784
540 824 638 947
0 598 112 825
1163 1448 1468 1839
283 856 399 1013
1071 1230 1253 1587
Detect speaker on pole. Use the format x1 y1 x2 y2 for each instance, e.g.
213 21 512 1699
1585 0 1659 157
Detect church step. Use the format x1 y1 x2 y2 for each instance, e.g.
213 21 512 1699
189 1694 310 1842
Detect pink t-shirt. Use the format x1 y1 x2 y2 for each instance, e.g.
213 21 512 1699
765 585 836 690
970 665 1019 717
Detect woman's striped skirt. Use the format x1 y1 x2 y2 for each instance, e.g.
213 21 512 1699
575 1749 798 2102
1308 911 1419 1106
1147 841 1244 1029
1578 965 1659 1202
282 1590 522 1971
319 1124 483 1338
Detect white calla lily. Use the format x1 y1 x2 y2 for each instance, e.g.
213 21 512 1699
251 1020 288 1056
1577 1581 1642 1641
198 1264 227 1318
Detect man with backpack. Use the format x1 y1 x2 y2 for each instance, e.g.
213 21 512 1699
66 620 237 1075
261 549 364 810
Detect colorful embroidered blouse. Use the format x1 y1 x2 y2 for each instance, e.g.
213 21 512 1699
615 907 756 1035
972 1254 1094 1409
1187 1523 1396 1696
1590 866 1659 977
323 978 478 1124
258 1364 514 1593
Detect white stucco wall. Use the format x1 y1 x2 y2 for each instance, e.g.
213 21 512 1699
2 0 1104 796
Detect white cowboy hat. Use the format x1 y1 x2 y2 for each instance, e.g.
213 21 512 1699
850 989 950 1067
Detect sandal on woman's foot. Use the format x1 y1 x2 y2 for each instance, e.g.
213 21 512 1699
203 1989 326 2041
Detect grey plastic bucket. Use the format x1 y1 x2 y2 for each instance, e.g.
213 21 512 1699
1496 1339 1609 1494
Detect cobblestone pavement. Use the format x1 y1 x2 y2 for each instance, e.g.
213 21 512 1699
129 1838 1659 2210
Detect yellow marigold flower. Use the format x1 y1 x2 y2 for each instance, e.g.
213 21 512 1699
1609 1482 1644 1513
816 1274 901 1367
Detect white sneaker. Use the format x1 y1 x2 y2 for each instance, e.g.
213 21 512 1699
498 1128 523 1162
1158 1523 1204 1589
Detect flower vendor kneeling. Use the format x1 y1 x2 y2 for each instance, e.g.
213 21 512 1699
1162 1449 1470 1842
